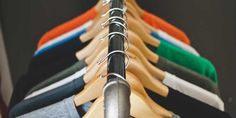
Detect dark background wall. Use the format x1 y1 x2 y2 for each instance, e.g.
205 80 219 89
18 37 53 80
0 0 235 117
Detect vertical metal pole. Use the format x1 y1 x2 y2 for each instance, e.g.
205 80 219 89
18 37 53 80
104 0 131 118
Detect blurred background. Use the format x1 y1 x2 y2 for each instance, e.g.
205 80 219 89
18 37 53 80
0 0 235 117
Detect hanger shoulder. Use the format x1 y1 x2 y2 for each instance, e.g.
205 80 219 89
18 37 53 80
127 0 144 16
128 44 165 80
128 30 159 63
127 72 172 118
82 96 104 118
76 35 101 60
128 58 169 97
127 15 160 47
74 65 106 106
80 14 107 42
83 90 162 118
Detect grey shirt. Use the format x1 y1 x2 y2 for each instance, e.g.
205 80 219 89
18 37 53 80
156 57 220 95
17 96 91 118
26 60 87 96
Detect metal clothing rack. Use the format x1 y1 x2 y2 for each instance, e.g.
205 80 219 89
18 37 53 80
103 0 131 118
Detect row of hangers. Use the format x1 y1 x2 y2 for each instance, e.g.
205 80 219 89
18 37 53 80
71 0 176 117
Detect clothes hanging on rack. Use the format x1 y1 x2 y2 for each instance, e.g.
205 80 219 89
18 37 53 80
8 0 232 118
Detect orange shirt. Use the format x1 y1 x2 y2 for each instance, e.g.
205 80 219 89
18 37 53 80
37 7 97 48
37 7 191 48
142 11 190 45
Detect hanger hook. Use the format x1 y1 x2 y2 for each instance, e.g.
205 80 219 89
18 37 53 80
101 16 127 30
102 21 128 31
101 7 127 18
97 50 130 69
102 0 127 6
99 31 129 52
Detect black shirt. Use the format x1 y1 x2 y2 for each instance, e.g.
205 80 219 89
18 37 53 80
9 34 90 108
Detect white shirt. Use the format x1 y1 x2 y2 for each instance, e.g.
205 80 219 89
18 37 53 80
25 67 87 100
163 72 224 111
156 30 200 56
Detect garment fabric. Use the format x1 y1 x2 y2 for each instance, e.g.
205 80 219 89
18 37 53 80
163 72 224 111
37 7 191 49
17 96 80 118
156 57 220 94
26 60 87 96
151 31 199 56
26 67 223 112
142 11 190 45
25 67 87 99
34 20 93 56
26 56 219 100
9 76 85 118
9 32 90 108
148 41 218 84
146 88 231 118
37 7 97 48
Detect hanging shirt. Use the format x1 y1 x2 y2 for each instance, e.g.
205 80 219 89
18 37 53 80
24 64 222 112
25 67 87 100
163 72 224 111
26 57 220 98
34 20 93 56
34 19 195 58
9 71 224 118
148 41 218 84
142 11 190 45
146 88 231 118
151 31 200 56
9 32 90 109
156 57 219 95
26 60 88 96
17 96 81 118
37 7 191 49
9 75 85 118
37 7 97 48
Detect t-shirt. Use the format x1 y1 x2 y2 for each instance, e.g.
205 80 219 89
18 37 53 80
9 76 85 118
37 7 190 49
26 65 222 112
163 72 224 111
142 11 190 45
151 31 199 56
156 57 220 95
26 60 87 96
37 7 97 48
35 28 87 56
25 67 87 100
34 21 93 56
146 88 231 118
17 96 81 118
148 41 218 84
9 33 90 108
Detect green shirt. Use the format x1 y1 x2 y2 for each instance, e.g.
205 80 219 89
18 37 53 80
148 41 218 85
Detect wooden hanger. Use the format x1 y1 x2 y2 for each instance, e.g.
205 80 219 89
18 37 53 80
75 56 168 106
85 44 165 81
76 28 158 64
80 12 159 47
76 28 106 61
126 1 158 33
127 44 165 80
127 72 172 118
83 90 163 118
127 0 144 16
80 72 171 118
127 14 160 47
